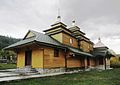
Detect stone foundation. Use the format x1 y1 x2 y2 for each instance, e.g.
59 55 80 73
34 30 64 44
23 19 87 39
95 65 105 70
35 68 65 74
106 65 110 69
15 66 32 75
16 65 111 75
95 65 110 70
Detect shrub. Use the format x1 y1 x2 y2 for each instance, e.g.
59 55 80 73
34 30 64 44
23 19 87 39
110 61 120 68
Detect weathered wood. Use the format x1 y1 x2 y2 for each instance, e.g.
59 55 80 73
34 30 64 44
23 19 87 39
43 47 65 68
32 49 43 68
63 33 78 48
17 51 25 68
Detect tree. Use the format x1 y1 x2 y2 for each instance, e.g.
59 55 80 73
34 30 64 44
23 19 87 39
0 50 17 63
0 35 20 63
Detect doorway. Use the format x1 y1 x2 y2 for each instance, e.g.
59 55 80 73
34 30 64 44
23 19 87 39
25 50 32 66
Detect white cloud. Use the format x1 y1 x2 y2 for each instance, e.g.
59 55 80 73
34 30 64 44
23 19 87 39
81 17 120 38
80 17 120 54
103 38 120 54
0 0 58 38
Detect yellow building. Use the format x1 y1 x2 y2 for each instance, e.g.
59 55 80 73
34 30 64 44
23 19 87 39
5 16 114 73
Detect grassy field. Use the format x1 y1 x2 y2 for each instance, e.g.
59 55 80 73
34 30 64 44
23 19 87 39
0 63 16 70
1 68 120 85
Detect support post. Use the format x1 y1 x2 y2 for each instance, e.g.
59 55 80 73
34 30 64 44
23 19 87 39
104 56 107 70
104 51 109 70
84 56 88 69
64 49 67 72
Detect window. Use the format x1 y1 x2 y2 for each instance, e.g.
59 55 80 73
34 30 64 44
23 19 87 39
70 38 73 44
54 49 59 57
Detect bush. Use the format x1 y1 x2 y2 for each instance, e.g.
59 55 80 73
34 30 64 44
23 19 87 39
110 61 120 68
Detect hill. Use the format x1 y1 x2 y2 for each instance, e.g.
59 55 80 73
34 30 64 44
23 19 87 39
0 35 20 50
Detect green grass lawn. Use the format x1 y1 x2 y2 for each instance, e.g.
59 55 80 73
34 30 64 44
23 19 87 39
1 68 120 85
0 63 16 70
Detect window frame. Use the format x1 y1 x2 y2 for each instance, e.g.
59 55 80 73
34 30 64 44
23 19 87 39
70 38 73 44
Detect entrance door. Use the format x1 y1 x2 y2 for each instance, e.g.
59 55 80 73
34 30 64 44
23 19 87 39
25 50 32 66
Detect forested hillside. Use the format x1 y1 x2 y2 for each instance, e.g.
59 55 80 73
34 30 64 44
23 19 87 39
0 35 20 49
0 35 20 63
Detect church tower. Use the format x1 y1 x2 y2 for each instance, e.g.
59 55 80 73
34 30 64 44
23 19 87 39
68 20 85 38
43 16 72 43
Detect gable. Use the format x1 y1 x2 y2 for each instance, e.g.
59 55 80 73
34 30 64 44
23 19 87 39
24 31 35 39
51 33 62 43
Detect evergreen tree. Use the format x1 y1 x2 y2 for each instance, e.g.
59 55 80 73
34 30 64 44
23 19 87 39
0 35 20 63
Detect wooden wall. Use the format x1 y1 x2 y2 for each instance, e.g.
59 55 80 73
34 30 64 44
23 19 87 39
32 49 43 68
43 47 87 68
80 41 90 52
67 57 81 67
62 33 78 48
66 52 85 68
17 50 25 68
80 40 93 53
80 58 85 67
43 47 65 68
16 44 44 68
52 32 78 48
90 58 96 66
89 44 93 51
16 44 96 69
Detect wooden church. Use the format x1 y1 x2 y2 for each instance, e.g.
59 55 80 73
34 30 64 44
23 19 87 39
5 16 114 73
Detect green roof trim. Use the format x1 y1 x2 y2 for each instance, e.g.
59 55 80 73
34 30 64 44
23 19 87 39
93 48 116 57
67 46 93 57
4 37 36 50
93 52 106 57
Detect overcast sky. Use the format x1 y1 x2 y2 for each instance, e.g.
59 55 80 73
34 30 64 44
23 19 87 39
0 0 120 54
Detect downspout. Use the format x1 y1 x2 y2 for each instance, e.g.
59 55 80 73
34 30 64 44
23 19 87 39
64 48 67 72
